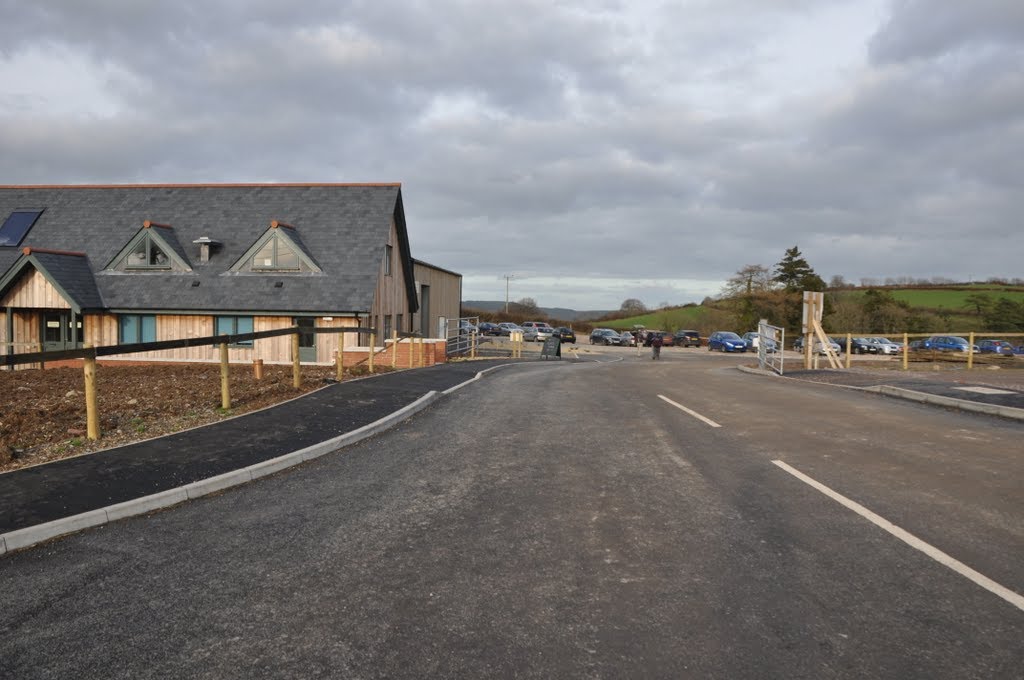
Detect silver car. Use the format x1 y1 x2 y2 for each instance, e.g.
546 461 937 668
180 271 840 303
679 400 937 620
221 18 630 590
869 337 902 355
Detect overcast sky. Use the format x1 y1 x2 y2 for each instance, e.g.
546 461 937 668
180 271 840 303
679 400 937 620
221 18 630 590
1 1 1022 311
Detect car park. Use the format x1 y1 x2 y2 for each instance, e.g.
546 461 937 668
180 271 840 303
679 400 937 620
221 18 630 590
590 328 620 345
977 339 1015 355
673 330 701 347
707 331 747 352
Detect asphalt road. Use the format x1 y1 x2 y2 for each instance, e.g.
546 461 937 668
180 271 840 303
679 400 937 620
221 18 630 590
1 349 1021 679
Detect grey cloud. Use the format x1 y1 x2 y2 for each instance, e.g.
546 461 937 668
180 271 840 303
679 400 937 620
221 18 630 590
869 0 1024 64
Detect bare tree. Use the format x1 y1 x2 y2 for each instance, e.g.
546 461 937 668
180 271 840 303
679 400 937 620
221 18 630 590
619 298 648 315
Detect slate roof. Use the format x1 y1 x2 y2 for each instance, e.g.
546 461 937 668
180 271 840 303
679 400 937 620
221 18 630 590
0 184 418 315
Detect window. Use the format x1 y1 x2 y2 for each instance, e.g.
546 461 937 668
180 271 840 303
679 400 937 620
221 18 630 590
0 210 43 247
384 315 393 339
251 236 300 270
384 244 393 276
119 315 156 345
214 316 254 346
125 233 171 268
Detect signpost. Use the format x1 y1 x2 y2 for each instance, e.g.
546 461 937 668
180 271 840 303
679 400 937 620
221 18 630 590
540 335 561 359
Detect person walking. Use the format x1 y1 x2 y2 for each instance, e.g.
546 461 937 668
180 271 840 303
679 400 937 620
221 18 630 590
651 332 663 360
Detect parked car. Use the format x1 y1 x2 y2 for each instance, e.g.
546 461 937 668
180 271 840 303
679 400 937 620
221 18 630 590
923 335 972 352
839 337 880 354
553 327 577 343
643 331 672 347
977 339 1015 355
742 332 778 353
673 330 701 347
908 339 925 351
707 331 747 352
477 322 500 336
533 325 556 342
868 337 902 355
497 322 524 336
458 320 478 335
618 331 637 346
590 328 620 345
793 336 841 355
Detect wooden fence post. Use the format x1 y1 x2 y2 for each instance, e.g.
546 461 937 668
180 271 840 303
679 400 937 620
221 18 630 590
220 339 231 410
292 331 301 388
83 344 100 440
336 343 345 381
392 330 398 368
253 358 264 380
845 333 852 369
967 331 975 369
368 332 376 373
902 333 909 371
470 332 476 359
408 337 414 368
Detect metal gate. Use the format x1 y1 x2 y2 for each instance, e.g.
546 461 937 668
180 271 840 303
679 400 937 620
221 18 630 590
758 320 785 375
445 316 479 356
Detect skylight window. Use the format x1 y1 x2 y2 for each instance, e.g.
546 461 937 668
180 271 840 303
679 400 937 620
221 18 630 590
0 209 43 246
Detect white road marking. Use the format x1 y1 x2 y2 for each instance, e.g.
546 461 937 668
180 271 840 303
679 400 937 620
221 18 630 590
772 460 1024 612
954 386 1016 395
657 395 721 428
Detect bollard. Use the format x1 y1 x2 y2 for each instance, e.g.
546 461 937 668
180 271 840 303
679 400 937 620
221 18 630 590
83 344 100 440
292 332 301 389
369 333 376 373
220 340 231 410
253 358 264 380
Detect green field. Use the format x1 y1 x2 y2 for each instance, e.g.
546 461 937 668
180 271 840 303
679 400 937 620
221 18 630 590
600 305 709 331
887 286 1024 309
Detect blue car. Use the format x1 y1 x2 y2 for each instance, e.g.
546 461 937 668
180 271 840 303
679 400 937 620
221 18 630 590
707 331 747 352
923 335 972 352
976 339 1015 355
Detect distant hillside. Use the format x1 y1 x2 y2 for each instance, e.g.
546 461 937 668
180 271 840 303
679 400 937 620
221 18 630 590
463 301 612 321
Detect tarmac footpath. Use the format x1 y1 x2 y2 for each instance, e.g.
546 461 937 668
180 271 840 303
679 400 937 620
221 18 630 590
0 359 547 554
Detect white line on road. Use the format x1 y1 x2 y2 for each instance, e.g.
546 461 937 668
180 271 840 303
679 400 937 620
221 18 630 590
657 395 721 428
772 460 1024 612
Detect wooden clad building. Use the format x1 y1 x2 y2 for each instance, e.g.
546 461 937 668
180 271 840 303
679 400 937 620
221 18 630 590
0 184 461 366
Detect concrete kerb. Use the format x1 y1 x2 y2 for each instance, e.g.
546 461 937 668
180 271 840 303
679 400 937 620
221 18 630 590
442 362 519 395
736 364 1024 421
862 385 1024 421
0 390 443 557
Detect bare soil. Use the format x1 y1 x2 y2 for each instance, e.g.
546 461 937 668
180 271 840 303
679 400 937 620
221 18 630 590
0 362 388 473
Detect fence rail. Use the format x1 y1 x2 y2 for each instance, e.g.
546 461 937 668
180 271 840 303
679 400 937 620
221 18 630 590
2 325 436 441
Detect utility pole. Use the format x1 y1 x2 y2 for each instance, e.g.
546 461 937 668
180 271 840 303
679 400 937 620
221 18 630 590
504 274 514 313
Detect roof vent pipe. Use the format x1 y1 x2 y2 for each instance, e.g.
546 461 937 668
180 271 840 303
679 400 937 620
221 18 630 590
192 236 221 263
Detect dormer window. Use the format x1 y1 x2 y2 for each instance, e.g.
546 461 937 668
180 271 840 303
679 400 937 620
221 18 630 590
229 220 321 274
252 235 300 270
105 221 192 273
127 233 171 268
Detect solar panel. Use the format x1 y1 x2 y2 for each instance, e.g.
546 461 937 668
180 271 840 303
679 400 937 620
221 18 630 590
0 210 43 246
